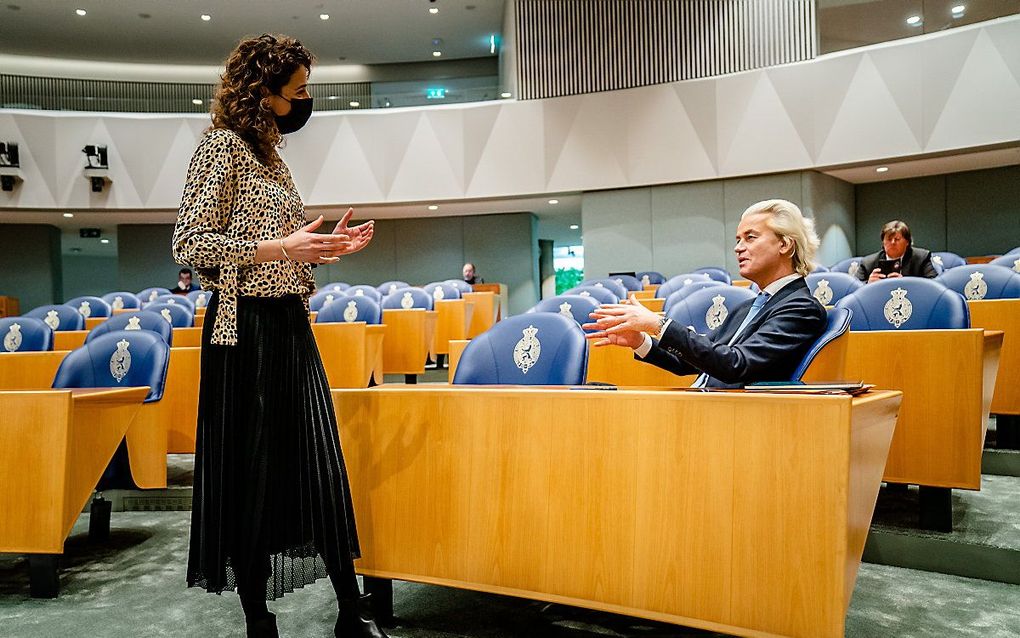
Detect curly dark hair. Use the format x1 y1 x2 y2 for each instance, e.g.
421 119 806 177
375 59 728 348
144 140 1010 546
210 34 314 167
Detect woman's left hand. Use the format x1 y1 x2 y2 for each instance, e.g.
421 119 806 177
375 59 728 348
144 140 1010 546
331 208 375 256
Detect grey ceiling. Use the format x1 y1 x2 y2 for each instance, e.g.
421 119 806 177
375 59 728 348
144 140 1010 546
0 0 505 65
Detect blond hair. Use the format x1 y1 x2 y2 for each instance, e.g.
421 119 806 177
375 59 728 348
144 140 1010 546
741 199 819 277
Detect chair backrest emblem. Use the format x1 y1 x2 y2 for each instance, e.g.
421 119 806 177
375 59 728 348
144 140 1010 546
683 278 693 286
705 295 728 330
848 260 860 277
110 339 132 382
964 272 987 300
813 279 833 305
558 302 572 317
195 293 208 308
45 310 60 330
78 301 91 318
400 292 415 309
932 254 944 267
433 286 444 300
883 287 913 329
324 294 335 306
343 300 359 322
513 325 541 374
160 308 173 324
4 323 22 352
641 275 650 286
126 316 142 330
148 290 159 302
578 291 591 298
388 284 398 294
112 296 124 310
354 289 365 297
1013 258 1020 273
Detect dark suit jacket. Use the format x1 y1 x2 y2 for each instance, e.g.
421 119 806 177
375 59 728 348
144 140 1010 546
639 277 826 388
855 246 937 281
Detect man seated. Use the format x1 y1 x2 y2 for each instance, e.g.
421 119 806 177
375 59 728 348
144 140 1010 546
170 267 198 294
462 262 483 285
856 220 937 283
584 199 826 389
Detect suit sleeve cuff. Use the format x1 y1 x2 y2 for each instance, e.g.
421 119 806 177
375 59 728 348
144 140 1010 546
634 333 653 358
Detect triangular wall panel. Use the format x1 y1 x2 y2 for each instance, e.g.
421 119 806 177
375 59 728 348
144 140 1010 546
719 72 812 175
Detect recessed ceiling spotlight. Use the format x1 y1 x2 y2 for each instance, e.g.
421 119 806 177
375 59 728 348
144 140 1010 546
63 212 74 218
429 7 439 14
500 92 512 98
328 95 338 100
906 15 922 26
569 224 579 230
876 166 889 173
349 101 360 107
427 205 439 211
191 98 203 105
548 199 559 205
432 51 442 57
951 4 965 16
319 13 329 20
75 8 86 16
200 13 211 21
100 238 110 244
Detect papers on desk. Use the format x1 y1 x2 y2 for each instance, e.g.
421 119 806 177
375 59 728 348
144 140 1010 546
743 381 872 395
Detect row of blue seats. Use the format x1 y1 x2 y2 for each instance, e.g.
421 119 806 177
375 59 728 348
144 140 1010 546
310 280 472 312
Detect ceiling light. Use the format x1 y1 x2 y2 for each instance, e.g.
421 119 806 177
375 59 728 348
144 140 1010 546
327 95 338 100
569 224 579 230
876 166 889 173
75 8 86 16
200 13 211 21
319 13 329 20
349 101 360 107
500 92 512 99
427 205 439 211
100 238 110 244
951 4 965 16
429 7 439 14
191 99 203 105
490 34 496 54
432 51 442 57
906 15 921 26
63 213 74 218
548 199 559 204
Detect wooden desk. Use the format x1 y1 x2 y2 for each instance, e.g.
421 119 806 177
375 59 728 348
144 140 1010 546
312 322 382 389
967 299 1020 415
332 387 901 638
843 329 1002 490
631 290 655 301
0 351 68 388
163 347 201 455
0 295 19 318
367 325 385 385
0 387 148 596
84 317 106 330
53 331 87 351
173 326 203 348
965 256 998 265
641 284 660 294
637 297 664 313
733 280 752 288
463 292 498 338
433 299 474 357
381 309 438 376
471 284 507 320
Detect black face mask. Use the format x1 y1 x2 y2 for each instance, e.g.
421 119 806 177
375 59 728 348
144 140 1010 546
273 96 313 134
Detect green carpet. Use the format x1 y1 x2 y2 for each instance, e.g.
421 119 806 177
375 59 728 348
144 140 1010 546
2 511 1019 637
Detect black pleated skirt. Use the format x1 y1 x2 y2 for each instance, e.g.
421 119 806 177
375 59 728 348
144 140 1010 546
187 293 360 600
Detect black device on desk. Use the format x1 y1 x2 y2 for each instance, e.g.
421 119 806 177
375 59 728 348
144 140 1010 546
609 271 637 278
876 258 901 276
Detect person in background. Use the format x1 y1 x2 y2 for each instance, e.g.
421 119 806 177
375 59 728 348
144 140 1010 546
856 220 937 283
170 267 199 294
463 262 483 285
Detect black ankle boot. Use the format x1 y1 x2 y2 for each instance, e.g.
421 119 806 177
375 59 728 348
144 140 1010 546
246 612 279 638
335 594 388 638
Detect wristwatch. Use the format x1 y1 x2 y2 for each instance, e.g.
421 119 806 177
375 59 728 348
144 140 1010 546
655 316 669 340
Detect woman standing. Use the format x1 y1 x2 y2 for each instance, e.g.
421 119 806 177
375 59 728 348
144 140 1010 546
173 34 386 638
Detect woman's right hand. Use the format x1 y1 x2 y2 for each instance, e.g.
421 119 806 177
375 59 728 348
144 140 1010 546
281 215 352 264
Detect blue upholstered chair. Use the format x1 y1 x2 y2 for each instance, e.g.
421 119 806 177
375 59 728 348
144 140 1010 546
310 289 346 312
316 295 382 324
607 274 643 292
665 286 756 334
53 330 170 401
937 265 1020 300
932 252 966 273
528 295 600 328
102 291 141 311
187 289 212 309
423 282 461 302
143 302 194 328
790 307 853 381
806 272 863 307
0 316 53 352
86 310 174 346
382 287 433 310
830 257 865 279
377 280 410 296
65 296 112 320
564 285 619 305
693 267 732 284
346 285 383 302
662 281 727 315
444 279 474 294
656 273 713 299
811 264 829 273
137 287 172 304
149 294 196 314
24 304 85 331
452 313 588 385
636 271 665 286
322 281 351 293
580 278 628 300
990 253 1020 274
1007 246 1020 256
835 278 969 330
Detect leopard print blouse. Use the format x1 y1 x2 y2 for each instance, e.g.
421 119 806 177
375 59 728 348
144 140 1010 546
173 128 315 345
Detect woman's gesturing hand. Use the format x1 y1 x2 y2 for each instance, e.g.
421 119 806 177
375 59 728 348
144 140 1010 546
331 207 375 256
280 215 352 264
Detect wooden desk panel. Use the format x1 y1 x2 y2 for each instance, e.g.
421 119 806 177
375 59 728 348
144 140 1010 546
84 317 106 330
0 351 67 389
463 292 498 338
631 290 655 300
332 387 900 638
843 330 1002 489
312 322 376 389
471 284 507 320
53 331 87 351
586 343 696 387
967 299 1020 415
173 326 203 347
0 388 147 554
641 285 660 294
366 325 385 386
0 296 19 318
381 310 437 375
433 300 474 356
638 298 664 313
164 347 201 455
447 340 469 382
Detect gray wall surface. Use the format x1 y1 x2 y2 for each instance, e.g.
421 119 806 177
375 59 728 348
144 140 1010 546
61 254 119 300
856 166 1020 257
0 224 62 310
583 170 856 278
117 224 182 293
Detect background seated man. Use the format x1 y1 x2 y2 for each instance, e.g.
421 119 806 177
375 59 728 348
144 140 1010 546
584 199 826 389
462 262 483 285
170 267 198 294
856 220 937 283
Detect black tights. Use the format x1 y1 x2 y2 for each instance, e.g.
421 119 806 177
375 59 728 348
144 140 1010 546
235 556 361 622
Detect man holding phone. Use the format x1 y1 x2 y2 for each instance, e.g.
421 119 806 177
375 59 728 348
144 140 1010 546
856 220 938 283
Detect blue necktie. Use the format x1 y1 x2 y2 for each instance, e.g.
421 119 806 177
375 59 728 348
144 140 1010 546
691 292 771 388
